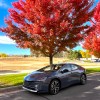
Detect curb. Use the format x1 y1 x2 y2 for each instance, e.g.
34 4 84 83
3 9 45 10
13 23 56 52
0 85 22 94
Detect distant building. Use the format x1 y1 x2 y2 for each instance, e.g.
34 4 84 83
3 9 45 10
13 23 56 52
91 55 98 59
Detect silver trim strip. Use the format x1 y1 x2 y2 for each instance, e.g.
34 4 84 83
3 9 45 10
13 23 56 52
23 87 38 92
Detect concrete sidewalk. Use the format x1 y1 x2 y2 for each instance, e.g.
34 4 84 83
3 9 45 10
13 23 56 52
0 70 34 75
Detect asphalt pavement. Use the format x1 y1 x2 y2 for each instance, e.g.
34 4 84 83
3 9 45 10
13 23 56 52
0 73 100 100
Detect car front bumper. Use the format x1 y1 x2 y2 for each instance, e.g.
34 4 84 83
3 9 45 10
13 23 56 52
23 81 49 93
23 86 38 92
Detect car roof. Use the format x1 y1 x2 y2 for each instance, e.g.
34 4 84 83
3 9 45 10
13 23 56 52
54 63 76 65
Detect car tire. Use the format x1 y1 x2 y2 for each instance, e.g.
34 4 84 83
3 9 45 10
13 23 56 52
49 79 60 95
80 74 87 85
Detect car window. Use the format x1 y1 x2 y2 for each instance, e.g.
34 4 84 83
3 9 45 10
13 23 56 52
71 64 78 71
60 64 71 72
43 66 51 71
53 64 63 70
38 64 63 72
38 66 51 71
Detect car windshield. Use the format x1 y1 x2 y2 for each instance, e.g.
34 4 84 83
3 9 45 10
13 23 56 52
38 64 63 72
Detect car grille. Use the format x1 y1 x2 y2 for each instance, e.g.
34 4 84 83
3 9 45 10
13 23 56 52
23 81 36 89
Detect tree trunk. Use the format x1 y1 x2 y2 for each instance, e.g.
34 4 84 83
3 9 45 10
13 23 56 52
49 55 53 70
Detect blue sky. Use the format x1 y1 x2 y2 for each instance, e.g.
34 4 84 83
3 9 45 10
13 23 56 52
0 0 30 55
0 0 99 55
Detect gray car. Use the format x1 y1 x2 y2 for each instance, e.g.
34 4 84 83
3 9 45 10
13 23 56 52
23 63 87 95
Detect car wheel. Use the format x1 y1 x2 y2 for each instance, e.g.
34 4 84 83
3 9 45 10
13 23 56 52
80 74 87 85
49 79 60 95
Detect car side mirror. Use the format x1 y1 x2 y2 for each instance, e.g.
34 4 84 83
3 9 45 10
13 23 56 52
61 69 69 73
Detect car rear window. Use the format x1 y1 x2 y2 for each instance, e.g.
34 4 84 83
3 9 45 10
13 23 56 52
61 64 72 71
71 64 78 71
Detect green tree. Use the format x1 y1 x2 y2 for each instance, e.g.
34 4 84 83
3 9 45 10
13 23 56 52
0 53 8 57
67 50 82 60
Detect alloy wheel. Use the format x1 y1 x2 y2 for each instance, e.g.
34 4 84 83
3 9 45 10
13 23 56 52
80 74 87 85
50 80 60 95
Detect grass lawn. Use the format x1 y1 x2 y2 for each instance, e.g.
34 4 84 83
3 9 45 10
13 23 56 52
0 73 28 88
86 68 100 74
0 68 100 88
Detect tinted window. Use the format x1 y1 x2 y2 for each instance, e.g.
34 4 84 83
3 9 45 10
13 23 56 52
53 64 63 70
38 64 63 71
71 64 78 70
61 64 71 72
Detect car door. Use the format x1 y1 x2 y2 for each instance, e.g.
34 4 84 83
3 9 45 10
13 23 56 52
70 64 81 83
58 64 72 88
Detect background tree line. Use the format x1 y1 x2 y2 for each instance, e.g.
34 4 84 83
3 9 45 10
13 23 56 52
0 53 8 57
0 50 91 60
30 49 91 60
67 50 91 60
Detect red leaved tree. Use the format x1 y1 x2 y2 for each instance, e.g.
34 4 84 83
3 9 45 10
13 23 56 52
83 2 100 58
0 0 95 67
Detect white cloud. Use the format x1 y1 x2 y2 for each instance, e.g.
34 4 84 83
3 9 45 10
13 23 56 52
0 0 9 8
0 36 16 44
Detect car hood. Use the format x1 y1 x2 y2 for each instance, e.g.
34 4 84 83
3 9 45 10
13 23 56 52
24 71 54 81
